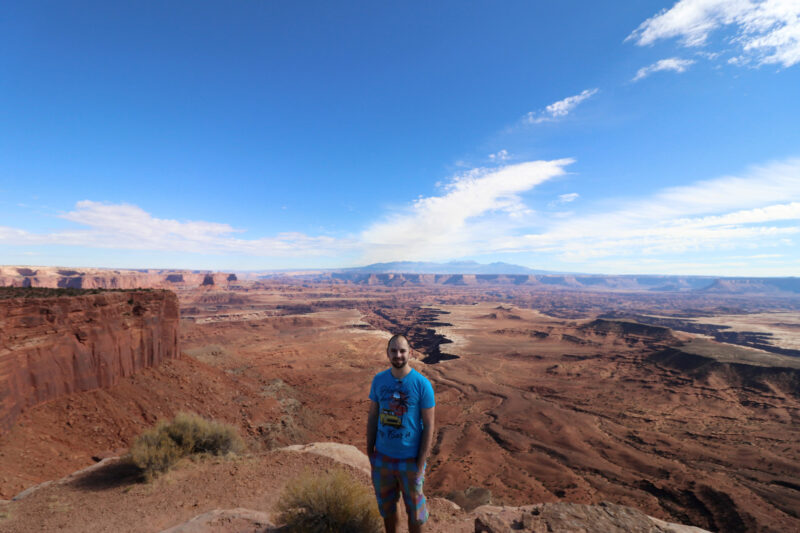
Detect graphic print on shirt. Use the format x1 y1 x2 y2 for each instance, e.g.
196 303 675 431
378 384 408 431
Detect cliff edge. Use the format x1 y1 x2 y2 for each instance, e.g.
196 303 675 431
0 289 180 433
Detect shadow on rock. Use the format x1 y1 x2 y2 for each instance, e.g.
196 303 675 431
70 458 143 491
421 351 460 364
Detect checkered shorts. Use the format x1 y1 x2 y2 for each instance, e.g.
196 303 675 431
370 451 429 524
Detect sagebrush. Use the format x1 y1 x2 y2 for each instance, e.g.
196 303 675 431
276 469 382 533
129 412 244 479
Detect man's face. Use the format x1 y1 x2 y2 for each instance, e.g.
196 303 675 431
387 338 411 369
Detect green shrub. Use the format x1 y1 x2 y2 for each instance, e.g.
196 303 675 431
276 469 382 533
129 412 244 479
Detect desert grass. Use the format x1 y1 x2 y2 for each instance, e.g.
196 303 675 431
275 469 382 533
129 412 245 480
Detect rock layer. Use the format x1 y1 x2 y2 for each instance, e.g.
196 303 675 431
0 290 179 433
0 266 236 290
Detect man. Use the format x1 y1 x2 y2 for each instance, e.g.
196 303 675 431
367 334 435 533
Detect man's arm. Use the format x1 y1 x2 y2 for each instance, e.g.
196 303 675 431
417 406 435 472
366 400 379 457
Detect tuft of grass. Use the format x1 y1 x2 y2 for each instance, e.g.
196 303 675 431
276 469 382 533
129 412 244 479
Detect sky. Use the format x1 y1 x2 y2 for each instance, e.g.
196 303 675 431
2 0 800 276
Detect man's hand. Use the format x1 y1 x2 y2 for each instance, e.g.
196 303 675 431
416 406 435 474
366 400 379 468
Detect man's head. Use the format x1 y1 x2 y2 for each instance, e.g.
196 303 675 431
386 334 411 369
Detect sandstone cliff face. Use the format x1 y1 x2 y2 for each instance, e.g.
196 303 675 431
0 266 236 290
0 290 179 433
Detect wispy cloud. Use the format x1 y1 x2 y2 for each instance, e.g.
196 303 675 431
633 57 696 80
359 158 800 268
628 0 800 68
505 158 800 261
488 149 510 162
525 89 599 124
360 159 574 262
548 192 580 208
557 193 579 203
3 158 799 274
0 200 351 257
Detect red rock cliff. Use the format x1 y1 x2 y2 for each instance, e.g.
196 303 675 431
0 290 179 433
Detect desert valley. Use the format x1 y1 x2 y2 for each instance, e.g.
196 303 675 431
0 265 798 532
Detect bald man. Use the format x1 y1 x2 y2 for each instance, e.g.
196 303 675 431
367 334 435 533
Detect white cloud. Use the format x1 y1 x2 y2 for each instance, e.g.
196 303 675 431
633 57 696 80
558 193 579 203
0 200 351 257
628 0 800 67
548 192 580 208
488 149 510 161
503 158 800 261
525 89 599 124
360 159 574 262
3 158 799 274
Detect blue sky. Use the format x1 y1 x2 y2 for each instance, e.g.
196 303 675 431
2 1 799 275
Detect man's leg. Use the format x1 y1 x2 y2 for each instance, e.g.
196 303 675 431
408 514 424 533
400 459 429 533
371 453 401 532
383 512 400 533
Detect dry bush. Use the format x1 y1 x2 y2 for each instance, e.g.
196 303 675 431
276 469 382 533
129 412 244 479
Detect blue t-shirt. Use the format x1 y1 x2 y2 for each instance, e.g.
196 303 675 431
369 368 435 459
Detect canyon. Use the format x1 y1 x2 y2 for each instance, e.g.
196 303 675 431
3 264 800 296
1 271 799 532
0 288 179 433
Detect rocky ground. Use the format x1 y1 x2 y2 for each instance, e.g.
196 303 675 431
0 443 708 533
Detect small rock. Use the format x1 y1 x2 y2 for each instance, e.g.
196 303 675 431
159 508 275 533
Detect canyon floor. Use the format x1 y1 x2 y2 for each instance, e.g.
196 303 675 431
1 281 799 532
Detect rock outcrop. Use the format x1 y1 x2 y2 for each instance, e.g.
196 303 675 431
0 266 236 290
0 290 179 433
472 502 710 533
159 508 277 533
279 442 371 474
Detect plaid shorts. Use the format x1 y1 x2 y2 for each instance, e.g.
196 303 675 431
370 451 429 524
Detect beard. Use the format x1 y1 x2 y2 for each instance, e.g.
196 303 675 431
391 358 407 369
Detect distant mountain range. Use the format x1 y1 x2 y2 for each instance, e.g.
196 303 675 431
341 261 559 275
267 261 799 295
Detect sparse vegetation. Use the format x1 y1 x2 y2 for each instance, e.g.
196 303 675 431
275 469 382 533
129 412 245 479
183 343 232 363
257 378 317 449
